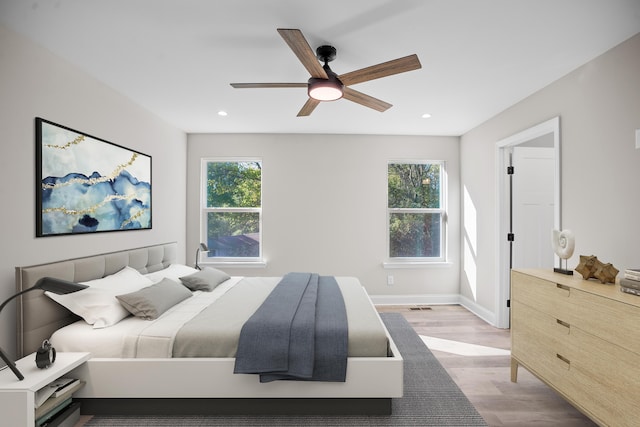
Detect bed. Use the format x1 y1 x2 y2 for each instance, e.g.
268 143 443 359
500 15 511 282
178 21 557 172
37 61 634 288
15 242 403 415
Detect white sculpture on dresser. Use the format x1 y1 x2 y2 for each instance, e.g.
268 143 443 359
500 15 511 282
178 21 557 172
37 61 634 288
551 229 575 275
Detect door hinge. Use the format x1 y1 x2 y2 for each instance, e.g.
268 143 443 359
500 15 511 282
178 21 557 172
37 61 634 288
507 299 511 308
507 233 515 242
507 166 514 175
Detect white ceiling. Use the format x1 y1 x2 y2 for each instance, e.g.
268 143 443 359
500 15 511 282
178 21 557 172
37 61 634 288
1 0 639 136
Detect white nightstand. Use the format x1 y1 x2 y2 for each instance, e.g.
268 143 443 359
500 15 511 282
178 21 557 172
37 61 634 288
0 352 90 426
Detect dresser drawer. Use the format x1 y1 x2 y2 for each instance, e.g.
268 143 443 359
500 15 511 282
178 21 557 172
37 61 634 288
511 271 573 319
570 289 640 356
512 301 572 346
511 301 572 387
564 327 640 427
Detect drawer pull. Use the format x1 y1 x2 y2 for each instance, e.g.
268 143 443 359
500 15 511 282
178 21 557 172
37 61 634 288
556 353 571 368
555 283 570 297
556 319 570 329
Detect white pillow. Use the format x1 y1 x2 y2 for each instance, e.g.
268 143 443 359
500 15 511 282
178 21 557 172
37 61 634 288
144 264 198 284
46 266 153 328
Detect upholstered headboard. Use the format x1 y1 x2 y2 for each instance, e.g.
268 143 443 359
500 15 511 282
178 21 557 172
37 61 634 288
15 242 177 357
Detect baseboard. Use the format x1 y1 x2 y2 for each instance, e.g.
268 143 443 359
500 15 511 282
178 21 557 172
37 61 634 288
370 294 461 305
458 294 497 326
371 293 499 327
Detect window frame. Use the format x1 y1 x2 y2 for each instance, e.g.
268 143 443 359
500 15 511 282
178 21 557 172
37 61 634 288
386 159 447 265
199 157 264 267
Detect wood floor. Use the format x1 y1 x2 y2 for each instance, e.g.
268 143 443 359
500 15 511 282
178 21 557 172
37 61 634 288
75 304 596 427
377 304 597 427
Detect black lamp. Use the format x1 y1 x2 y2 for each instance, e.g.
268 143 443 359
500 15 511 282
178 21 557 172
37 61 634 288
0 277 87 380
195 243 209 270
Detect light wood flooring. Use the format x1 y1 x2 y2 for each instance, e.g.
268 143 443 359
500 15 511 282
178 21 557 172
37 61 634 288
377 304 597 427
75 304 596 427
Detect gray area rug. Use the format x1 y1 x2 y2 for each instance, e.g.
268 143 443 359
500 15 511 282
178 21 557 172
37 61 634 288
85 312 487 426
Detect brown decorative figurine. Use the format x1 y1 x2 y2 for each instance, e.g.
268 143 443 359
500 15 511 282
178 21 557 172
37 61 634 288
574 255 618 284
594 263 619 284
575 255 597 279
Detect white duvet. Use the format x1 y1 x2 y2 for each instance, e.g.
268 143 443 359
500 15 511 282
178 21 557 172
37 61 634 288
50 277 242 358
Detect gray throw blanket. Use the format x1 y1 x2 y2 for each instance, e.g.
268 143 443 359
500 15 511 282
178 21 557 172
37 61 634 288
233 272 348 382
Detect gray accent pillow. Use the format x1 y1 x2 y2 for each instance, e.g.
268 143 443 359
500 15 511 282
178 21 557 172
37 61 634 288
179 267 230 291
116 278 192 320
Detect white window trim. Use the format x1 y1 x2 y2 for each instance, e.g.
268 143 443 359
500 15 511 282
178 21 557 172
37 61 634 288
199 157 264 265
200 260 267 269
386 159 448 264
382 261 453 269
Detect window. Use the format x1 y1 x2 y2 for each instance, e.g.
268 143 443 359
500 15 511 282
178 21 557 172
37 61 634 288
201 159 262 263
387 161 446 262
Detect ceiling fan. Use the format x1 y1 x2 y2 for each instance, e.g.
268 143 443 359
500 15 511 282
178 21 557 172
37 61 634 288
230 28 422 117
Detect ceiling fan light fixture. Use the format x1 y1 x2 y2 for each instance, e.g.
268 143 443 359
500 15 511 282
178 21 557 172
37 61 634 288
308 77 344 101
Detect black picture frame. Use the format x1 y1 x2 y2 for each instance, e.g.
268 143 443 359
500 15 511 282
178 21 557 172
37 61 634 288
36 118 152 237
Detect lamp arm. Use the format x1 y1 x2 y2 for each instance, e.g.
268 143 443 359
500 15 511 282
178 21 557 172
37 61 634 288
195 247 201 270
0 346 24 381
0 287 38 316
0 289 36 381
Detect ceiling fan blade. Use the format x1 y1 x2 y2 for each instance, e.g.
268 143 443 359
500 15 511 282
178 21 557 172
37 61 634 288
338 54 421 86
297 98 321 116
231 83 307 88
342 87 392 112
277 29 328 79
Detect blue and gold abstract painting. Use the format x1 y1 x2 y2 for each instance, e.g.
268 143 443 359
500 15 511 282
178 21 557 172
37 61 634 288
36 118 151 236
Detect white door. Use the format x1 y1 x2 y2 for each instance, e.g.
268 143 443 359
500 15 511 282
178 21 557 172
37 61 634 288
511 146 555 269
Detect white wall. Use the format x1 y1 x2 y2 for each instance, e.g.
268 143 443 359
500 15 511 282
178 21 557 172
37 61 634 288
187 133 461 301
0 25 187 359
460 33 640 316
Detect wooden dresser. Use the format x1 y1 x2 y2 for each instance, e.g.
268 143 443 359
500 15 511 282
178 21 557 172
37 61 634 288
511 269 640 427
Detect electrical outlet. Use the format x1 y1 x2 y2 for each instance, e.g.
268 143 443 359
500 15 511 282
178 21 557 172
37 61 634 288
387 275 394 286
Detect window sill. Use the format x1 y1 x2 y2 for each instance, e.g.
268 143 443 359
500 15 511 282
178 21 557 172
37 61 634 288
382 261 452 269
201 260 267 269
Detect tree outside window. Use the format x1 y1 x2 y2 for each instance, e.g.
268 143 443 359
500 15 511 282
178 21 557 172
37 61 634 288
388 162 445 261
202 160 262 260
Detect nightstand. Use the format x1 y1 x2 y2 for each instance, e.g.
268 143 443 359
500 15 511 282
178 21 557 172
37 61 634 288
0 352 90 426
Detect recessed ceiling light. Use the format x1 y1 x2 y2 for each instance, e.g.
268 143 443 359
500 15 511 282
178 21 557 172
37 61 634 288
217 111 228 116
421 113 432 119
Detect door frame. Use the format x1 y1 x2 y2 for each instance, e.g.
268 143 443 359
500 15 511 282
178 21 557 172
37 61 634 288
494 116 561 328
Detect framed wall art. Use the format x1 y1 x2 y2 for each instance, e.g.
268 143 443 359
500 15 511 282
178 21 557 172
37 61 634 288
36 117 152 237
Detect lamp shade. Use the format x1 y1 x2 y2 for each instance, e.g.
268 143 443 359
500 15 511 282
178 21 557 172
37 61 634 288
35 277 89 294
195 242 209 270
0 277 87 314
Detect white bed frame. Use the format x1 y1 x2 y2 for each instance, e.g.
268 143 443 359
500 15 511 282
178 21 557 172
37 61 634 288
15 242 403 415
